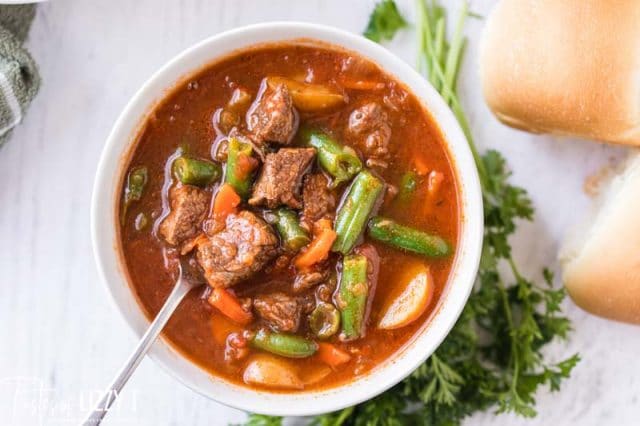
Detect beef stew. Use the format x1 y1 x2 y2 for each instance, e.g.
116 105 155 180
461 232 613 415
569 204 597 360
118 43 459 391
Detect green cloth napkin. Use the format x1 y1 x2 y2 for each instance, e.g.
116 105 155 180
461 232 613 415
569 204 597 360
0 4 40 147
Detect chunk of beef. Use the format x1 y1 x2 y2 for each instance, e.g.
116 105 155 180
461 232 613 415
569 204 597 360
248 83 298 145
301 173 336 231
267 253 294 274
253 292 302 332
196 211 278 287
348 102 388 135
347 102 391 166
293 267 330 293
159 185 209 246
249 148 315 209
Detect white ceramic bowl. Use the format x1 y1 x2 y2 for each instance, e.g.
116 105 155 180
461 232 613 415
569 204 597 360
91 22 483 416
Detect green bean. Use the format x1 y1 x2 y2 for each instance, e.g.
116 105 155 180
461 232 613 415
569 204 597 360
172 156 221 187
121 165 148 225
309 302 341 339
274 208 310 251
367 216 451 257
225 137 255 198
332 170 384 254
337 254 369 340
300 128 362 188
398 171 417 201
250 329 318 358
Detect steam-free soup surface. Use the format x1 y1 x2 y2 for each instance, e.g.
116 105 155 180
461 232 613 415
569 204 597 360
119 43 459 391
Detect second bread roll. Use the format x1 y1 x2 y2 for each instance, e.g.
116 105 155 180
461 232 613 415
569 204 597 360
560 154 640 324
480 0 640 145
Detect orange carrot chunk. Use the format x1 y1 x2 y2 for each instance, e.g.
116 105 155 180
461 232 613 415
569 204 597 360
207 287 253 325
212 183 241 220
317 342 352 368
340 79 386 91
234 153 258 180
295 223 337 269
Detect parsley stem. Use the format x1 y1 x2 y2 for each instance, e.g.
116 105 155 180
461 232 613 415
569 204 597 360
508 257 524 282
443 0 467 104
333 406 354 425
414 0 489 188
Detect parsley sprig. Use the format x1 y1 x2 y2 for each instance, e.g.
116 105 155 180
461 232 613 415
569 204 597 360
363 0 408 42
243 1 578 424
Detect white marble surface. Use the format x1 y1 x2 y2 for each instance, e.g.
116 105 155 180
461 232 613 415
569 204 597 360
0 0 638 425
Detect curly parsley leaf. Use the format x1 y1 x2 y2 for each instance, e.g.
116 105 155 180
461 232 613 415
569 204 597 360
364 0 408 42
241 414 283 426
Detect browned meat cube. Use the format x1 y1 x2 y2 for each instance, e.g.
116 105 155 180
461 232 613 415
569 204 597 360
347 102 391 166
249 148 315 209
196 211 279 287
253 292 302 332
300 173 336 231
159 185 210 246
348 102 387 134
293 267 329 293
248 83 298 145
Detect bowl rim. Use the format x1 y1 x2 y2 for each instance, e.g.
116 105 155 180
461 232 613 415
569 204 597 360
91 21 483 417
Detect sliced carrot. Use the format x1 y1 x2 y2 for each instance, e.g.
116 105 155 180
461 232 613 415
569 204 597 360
317 342 352 368
378 264 434 330
212 183 241 220
314 218 333 233
234 153 258 180
207 287 253 325
210 313 241 345
340 79 385 91
294 224 337 269
267 76 345 112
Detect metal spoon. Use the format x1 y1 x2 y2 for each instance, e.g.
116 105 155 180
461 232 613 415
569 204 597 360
82 257 205 426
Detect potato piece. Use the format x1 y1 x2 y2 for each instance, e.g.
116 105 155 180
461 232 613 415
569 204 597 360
300 365 332 386
242 354 304 390
378 263 434 330
267 76 345 112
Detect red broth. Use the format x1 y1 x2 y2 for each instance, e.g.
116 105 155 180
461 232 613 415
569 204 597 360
118 43 459 391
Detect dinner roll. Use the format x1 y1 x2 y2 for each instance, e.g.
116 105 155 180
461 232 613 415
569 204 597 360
559 154 640 324
480 0 640 145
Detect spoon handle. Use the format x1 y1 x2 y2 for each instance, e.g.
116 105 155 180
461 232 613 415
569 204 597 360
82 279 193 426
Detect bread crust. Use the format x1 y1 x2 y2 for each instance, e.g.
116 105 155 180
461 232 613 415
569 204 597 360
480 0 640 145
560 155 640 324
